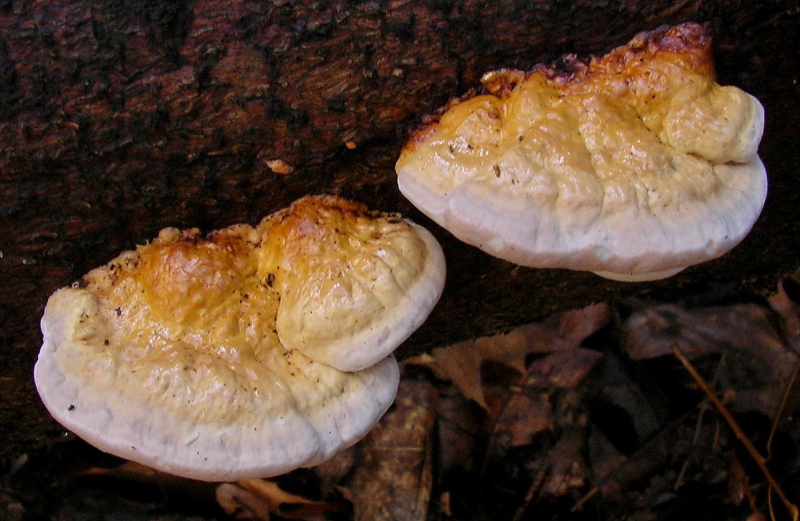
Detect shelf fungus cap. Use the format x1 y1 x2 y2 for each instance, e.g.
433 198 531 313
34 195 445 481
265 195 446 372
396 23 767 281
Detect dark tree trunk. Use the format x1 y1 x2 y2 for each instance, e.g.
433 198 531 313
1 0 799 457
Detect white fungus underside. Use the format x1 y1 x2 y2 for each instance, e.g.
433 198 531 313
398 156 767 280
35 288 400 482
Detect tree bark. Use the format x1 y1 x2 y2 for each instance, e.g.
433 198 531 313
1 0 799 458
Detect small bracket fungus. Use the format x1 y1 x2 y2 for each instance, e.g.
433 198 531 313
396 23 767 281
264 196 446 372
34 195 446 482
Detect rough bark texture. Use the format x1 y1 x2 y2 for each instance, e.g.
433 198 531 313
1 0 799 458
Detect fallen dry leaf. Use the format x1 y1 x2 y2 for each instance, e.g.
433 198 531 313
311 445 356 497
768 277 800 351
726 450 755 509
348 378 437 521
622 300 783 361
586 424 628 484
542 431 587 497
406 345 487 408
408 303 610 408
556 303 613 348
436 386 482 473
217 479 347 521
621 300 799 417
216 483 273 520
490 390 553 449
483 347 603 458
525 348 604 389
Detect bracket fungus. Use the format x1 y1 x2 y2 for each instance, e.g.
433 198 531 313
396 23 767 281
34 195 446 481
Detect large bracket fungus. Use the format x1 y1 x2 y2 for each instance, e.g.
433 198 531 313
34 195 446 482
396 23 766 281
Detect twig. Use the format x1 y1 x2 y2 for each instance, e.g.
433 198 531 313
571 485 599 513
675 348 728 490
670 344 798 521
572 407 696 513
513 469 546 521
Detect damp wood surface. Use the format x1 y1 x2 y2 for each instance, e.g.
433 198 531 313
1 0 800 458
